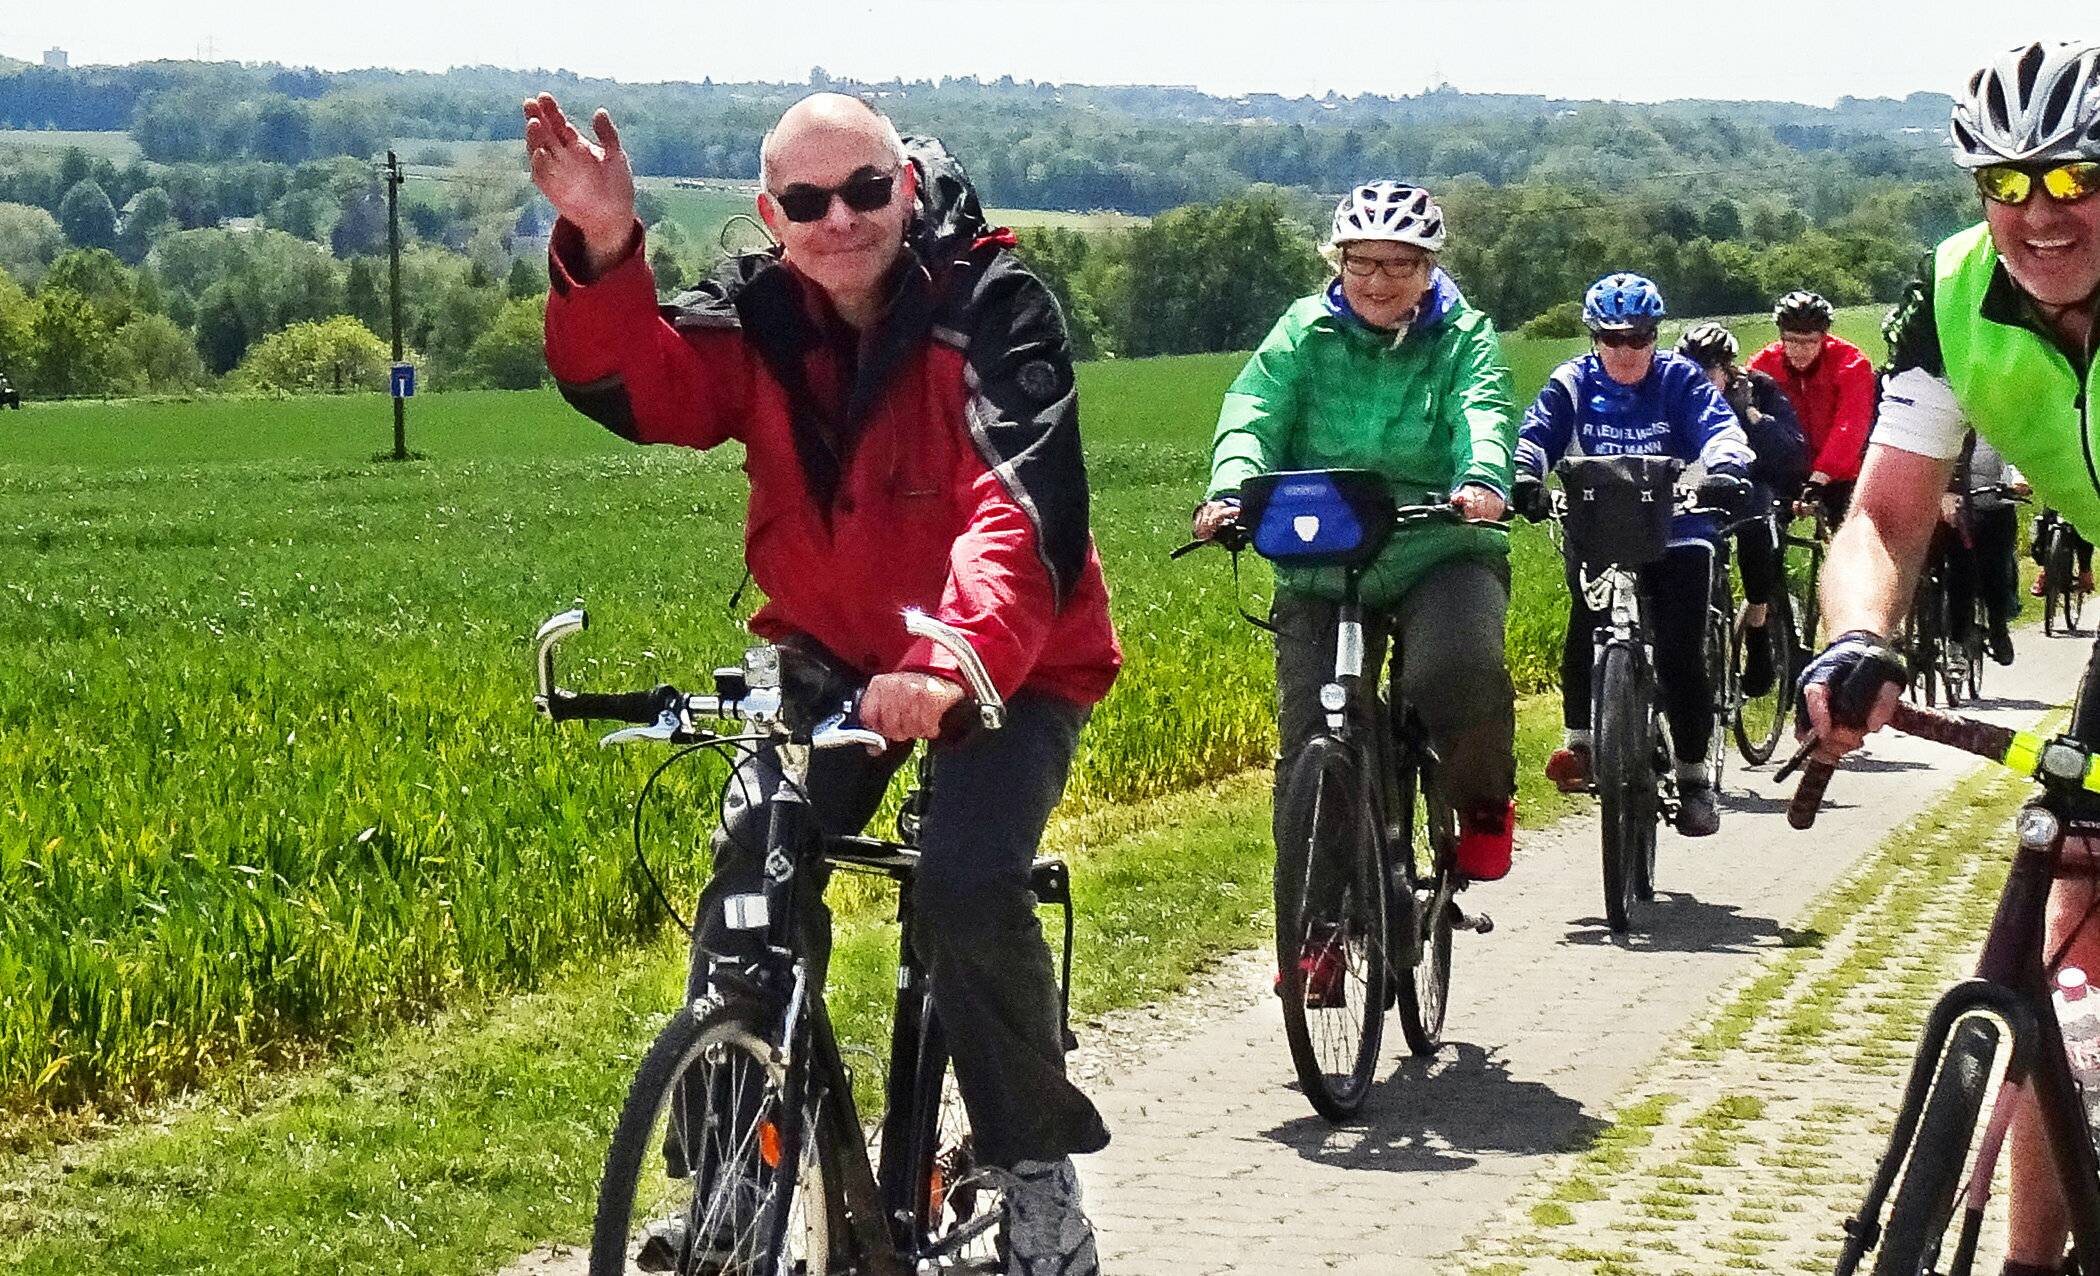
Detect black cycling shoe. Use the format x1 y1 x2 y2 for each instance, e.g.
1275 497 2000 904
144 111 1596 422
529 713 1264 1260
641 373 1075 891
1990 621 2015 666
1675 781 1721 838
1741 623 1776 697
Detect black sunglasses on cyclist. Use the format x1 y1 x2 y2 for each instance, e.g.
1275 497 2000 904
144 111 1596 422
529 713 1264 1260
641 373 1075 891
1973 160 2100 207
1593 329 1658 350
770 166 901 223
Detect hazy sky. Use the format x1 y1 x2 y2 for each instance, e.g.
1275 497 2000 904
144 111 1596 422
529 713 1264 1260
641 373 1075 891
2 3 2092 106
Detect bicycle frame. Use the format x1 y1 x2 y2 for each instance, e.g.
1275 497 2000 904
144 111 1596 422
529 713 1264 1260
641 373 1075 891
711 755 1080 1274
1319 570 1475 975
1810 642 2100 1275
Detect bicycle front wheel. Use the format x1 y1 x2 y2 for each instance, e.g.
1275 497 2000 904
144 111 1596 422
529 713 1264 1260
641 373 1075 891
590 998 840 1276
1705 600 1732 792
1275 735 1389 1121
1392 744 1454 1055
899 1011 1006 1269
1935 577 1967 709
2047 535 2072 636
1594 644 1657 934
1870 1016 2000 1276
1732 592 1797 766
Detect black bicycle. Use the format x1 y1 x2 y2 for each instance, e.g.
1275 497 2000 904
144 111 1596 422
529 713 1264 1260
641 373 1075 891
1791 642 2100 1276
2039 508 2091 638
1537 456 1739 933
1175 470 1497 1121
533 606 1072 1276
1905 524 1969 710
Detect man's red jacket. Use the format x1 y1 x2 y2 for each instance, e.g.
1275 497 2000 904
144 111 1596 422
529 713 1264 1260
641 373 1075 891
1746 334 1876 483
541 144 1120 707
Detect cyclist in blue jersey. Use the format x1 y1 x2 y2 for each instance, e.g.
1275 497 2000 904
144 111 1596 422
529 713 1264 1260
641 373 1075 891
1512 273 1755 836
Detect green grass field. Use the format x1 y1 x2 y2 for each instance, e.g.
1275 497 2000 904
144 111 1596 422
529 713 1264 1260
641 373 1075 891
0 128 141 162
0 303 1890 1126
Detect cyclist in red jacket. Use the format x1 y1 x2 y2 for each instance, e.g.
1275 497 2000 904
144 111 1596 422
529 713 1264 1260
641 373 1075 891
527 89 1115 1276
1747 290 1877 520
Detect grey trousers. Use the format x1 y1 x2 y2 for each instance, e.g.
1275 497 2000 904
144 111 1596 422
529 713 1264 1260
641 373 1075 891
1272 555 1518 817
689 690 1108 1168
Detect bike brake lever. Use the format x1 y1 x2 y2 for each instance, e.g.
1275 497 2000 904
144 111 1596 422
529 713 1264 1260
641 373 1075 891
810 711 889 754
599 710 690 747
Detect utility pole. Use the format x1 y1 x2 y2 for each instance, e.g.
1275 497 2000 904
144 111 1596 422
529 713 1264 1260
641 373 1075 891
385 150 407 461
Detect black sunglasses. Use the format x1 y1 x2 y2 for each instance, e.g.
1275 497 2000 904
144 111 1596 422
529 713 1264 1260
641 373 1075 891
771 166 900 224
1593 329 1658 350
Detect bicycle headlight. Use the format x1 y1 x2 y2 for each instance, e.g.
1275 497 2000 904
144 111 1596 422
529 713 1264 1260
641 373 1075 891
1319 682 1347 713
2018 805 2062 850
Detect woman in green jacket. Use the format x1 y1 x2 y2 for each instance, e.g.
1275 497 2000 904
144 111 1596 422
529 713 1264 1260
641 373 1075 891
1192 181 1520 894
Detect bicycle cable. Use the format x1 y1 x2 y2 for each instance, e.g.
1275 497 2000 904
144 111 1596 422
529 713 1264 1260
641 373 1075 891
631 733 775 938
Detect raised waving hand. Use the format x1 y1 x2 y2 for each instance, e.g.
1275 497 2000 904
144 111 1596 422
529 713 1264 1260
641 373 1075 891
523 93 637 274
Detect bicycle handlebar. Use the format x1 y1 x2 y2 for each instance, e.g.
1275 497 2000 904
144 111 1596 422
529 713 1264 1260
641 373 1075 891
1172 500 1506 559
1789 700 2097 829
531 603 1004 746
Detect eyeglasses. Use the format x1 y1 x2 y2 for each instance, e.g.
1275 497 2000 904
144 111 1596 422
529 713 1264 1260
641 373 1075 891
1593 329 1657 350
770 166 901 224
1340 253 1430 280
1974 161 2100 207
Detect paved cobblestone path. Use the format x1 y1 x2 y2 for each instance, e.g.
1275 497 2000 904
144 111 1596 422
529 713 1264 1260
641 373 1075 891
1079 631 2090 1276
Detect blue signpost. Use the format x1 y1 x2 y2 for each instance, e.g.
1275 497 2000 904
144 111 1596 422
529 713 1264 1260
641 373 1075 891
391 363 416 399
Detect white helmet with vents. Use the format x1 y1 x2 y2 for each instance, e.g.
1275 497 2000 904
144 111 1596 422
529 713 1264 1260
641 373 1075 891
1950 41 2100 168
1329 181 1447 253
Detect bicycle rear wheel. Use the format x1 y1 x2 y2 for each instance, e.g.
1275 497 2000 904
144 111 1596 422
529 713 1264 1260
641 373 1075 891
1594 644 1657 934
1731 591 1797 766
590 998 840 1276
1392 741 1454 1055
1870 1016 2000 1276
1275 735 1389 1121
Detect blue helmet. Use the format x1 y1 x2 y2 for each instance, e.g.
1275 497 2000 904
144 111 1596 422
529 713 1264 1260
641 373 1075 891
1583 273 1666 332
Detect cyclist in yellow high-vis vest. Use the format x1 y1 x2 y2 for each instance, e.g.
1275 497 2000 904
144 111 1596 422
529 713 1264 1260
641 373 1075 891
1798 41 2100 1276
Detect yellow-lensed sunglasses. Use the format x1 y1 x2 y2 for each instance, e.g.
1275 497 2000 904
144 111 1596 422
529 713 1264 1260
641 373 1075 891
1974 160 2100 206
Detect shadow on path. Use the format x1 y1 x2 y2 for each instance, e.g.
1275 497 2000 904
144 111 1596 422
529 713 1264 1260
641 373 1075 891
1561 891 1818 954
1260 1040 1609 1173
1723 787 1846 817
1971 695 2054 712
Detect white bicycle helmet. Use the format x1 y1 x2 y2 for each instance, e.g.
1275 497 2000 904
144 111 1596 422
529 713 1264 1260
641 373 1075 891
1329 182 1447 253
1950 41 2100 169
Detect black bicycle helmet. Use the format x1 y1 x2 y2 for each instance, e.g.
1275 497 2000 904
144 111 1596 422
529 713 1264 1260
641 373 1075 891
1675 321 1739 368
1773 290 1835 333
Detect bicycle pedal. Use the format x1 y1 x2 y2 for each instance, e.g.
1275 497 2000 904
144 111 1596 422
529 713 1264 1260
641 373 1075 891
1451 907 1494 935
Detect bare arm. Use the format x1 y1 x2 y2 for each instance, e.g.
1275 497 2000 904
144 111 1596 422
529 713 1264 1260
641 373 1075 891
1801 441 1955 755
1820 442 1955 638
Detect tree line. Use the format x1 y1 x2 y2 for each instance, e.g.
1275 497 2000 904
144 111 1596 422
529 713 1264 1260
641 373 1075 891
1 57 1958 216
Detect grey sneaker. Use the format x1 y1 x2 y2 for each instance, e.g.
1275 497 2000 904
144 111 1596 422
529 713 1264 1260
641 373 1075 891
1675 780 1721 838
993 1157 1100 1276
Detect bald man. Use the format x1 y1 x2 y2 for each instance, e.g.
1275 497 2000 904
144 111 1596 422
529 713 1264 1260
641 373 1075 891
528 91 1117 1275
